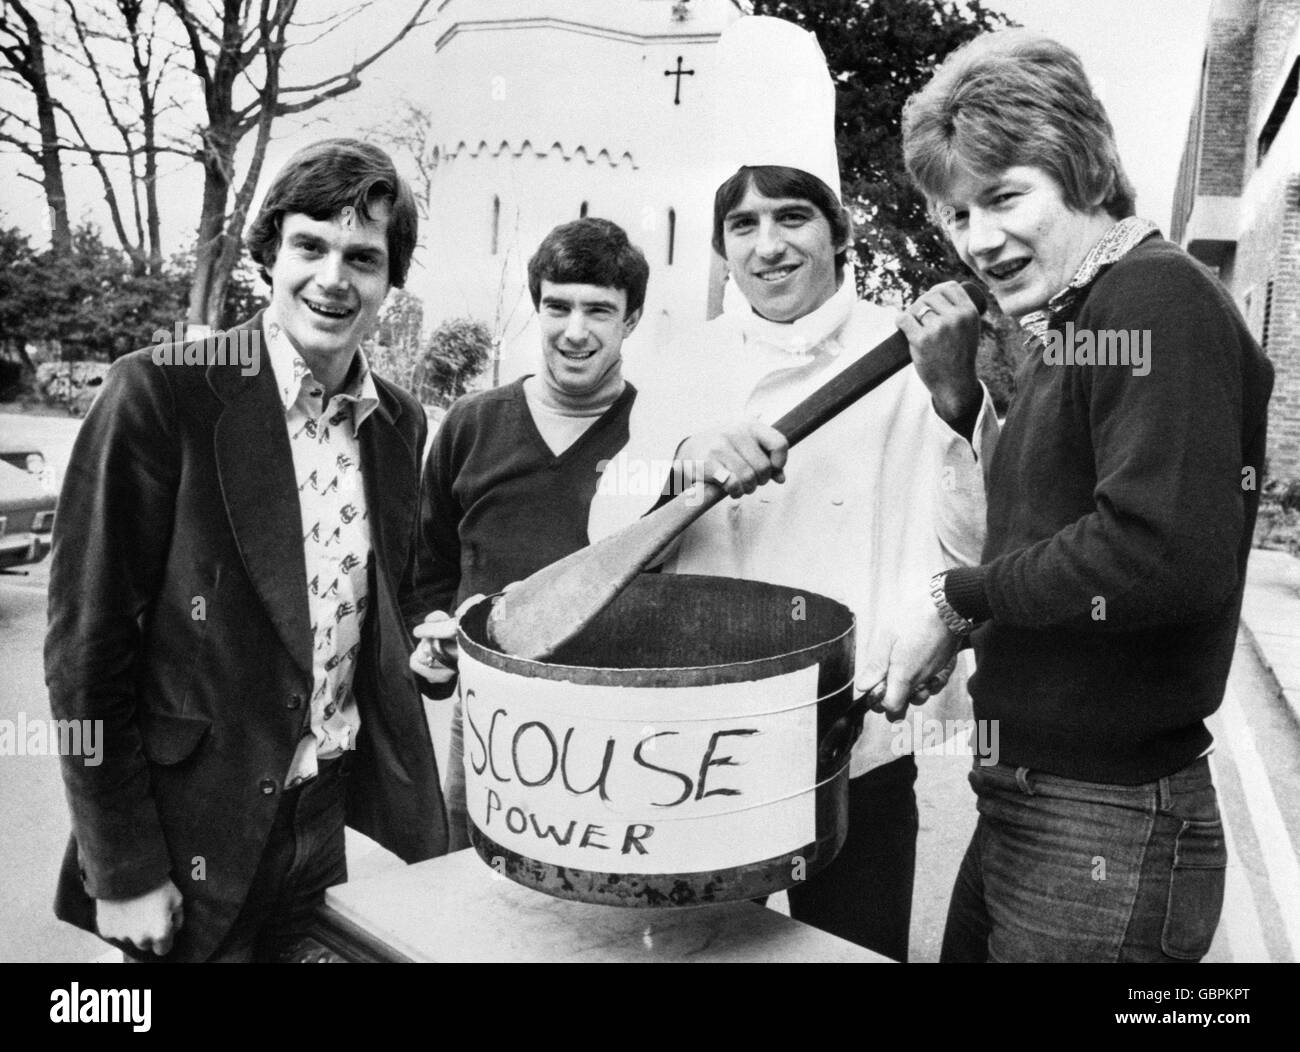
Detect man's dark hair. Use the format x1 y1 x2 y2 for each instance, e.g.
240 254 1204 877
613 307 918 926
711 165 852 272
526 218 650 317
247 138 419 288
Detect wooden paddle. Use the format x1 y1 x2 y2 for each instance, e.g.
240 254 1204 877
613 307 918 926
486 282 988 660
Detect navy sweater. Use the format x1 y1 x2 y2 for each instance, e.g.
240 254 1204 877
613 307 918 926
945 236 1274 783
413 377 636 620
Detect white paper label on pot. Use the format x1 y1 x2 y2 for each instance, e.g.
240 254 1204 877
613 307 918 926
459 653 820 873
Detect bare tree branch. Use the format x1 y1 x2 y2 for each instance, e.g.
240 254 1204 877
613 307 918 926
108 0 438 326
0 128 44 163
50 98 138 260
287 0 375 49
274 0 431 98
0 107 43 135
2 0 73 251
64 0 142 245
160 0 213 90
373 100 436 223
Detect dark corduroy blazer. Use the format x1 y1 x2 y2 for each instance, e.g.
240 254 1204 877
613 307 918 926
45 314 447 961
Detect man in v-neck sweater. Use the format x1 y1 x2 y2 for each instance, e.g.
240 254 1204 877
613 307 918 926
421 375 636 605
409 218 649 849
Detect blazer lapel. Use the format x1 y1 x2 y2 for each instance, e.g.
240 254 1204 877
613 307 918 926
209 317 314 676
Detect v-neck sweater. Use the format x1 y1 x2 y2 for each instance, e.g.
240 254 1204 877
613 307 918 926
416 377 637 616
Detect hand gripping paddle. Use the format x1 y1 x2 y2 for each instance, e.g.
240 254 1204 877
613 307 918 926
486 282 987 660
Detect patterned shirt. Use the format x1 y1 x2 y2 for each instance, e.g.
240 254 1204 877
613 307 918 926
1020 216 1160 345
263 313 378 787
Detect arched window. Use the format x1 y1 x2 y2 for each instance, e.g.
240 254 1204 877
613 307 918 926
580 200 589 218
491 195 500 255
667 208 677 266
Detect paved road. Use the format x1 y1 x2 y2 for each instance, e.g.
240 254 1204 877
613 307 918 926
0 557 105 962
1204 633 1300 962
2 409 1297 962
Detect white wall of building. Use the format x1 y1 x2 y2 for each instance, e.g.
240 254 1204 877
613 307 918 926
411 0 748 384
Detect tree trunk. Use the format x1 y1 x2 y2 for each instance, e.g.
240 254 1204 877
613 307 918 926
137 39 163 273
187 165 231 330
35 104 71 255
186 109 236 330
9 2 72 254
176 0 433 328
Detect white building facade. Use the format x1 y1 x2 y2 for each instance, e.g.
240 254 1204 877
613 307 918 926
413 0 750 384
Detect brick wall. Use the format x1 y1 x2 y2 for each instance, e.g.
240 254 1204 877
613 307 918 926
1267 177 1300 477
1172 73 1205 241
1180 0 1300 477
1241 0 1300 477
1231 171 1300 478
1250 0 1300 135
1200 6 1258 195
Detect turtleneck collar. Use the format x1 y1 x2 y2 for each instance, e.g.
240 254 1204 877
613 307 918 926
725 274 858 360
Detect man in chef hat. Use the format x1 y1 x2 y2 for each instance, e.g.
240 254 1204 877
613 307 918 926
589 15 998 961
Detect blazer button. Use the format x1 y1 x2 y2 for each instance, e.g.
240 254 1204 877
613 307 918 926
287 693 303 710
259 778 277 796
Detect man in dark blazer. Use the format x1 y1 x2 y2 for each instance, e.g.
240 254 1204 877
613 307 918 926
46 139 447 962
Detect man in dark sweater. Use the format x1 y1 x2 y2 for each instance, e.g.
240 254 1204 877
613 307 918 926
866 31 1275 961
408 218 648 850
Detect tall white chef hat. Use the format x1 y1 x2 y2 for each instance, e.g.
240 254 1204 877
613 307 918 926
711 15 842 201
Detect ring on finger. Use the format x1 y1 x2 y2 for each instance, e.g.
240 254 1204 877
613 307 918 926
710 466 734 488
914 303 936 322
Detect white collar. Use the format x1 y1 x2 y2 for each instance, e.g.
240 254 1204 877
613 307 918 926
725 275 858 360
263 307 380 430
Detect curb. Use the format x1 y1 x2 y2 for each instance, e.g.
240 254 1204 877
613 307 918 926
1240 548 1300 729
1238 617 1300 729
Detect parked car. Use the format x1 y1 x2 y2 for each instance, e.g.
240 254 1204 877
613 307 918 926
0 438 58 490
0 457 56 570
0 445 46 472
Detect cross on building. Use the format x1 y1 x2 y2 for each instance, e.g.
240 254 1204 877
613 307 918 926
664 55 695 105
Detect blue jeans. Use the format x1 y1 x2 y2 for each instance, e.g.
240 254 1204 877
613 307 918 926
941 755 1226 962
209 754 350 962
123 754 351 963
